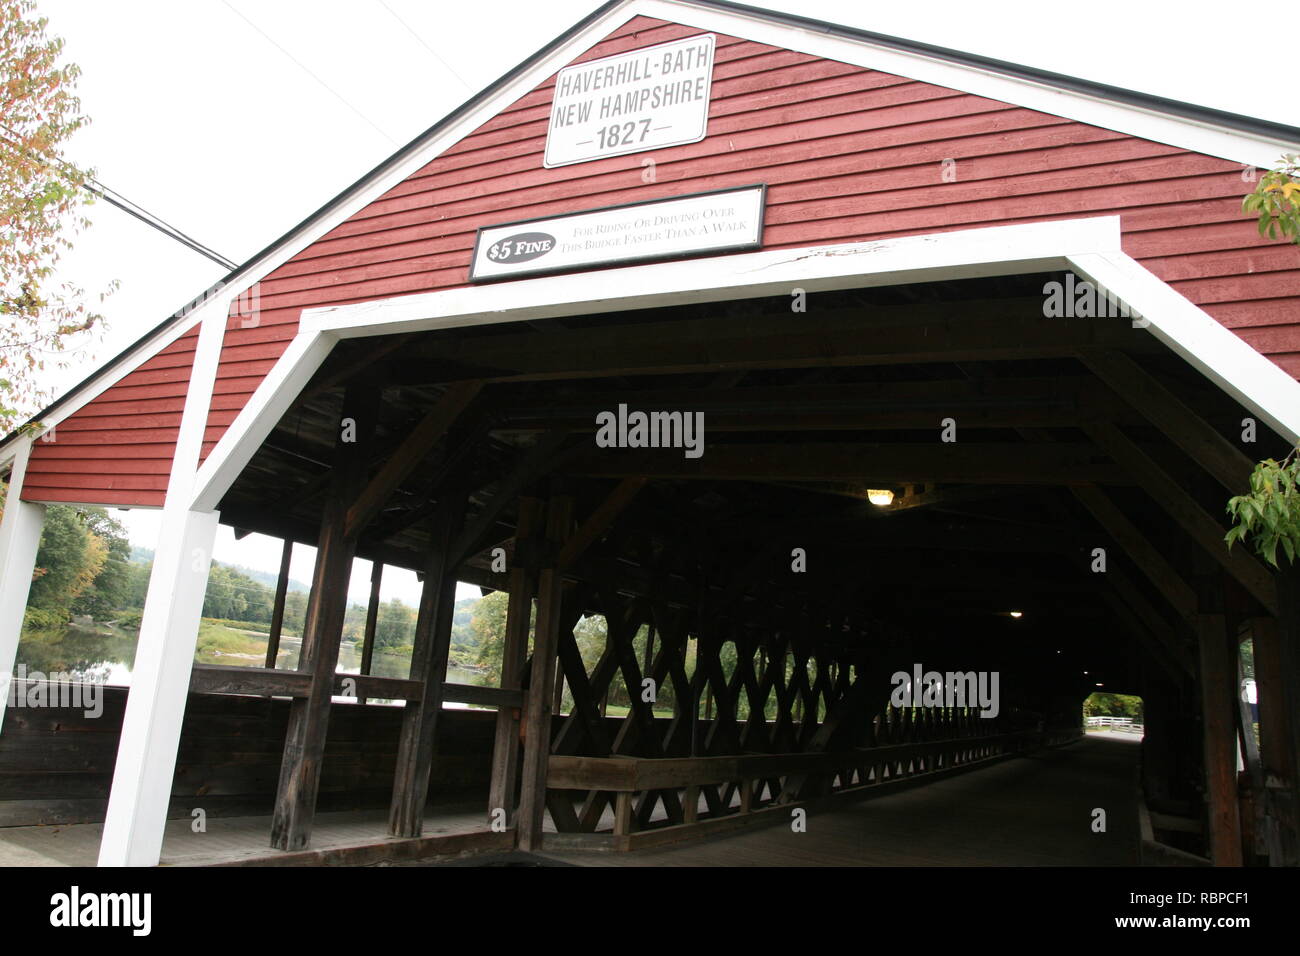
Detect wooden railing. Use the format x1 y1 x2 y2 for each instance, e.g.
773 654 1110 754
188 663 521 708
546 727 1080 849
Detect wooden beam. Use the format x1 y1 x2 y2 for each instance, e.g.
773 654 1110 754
1078 349 1255 495
302 332 418 400
191 665 311 698
517 492 573 851
359 559 383 669
1017 430 1195 677
409 297 1158 383
494 376 1124 423
1260 565 1300 864
501 407 1122 434
189 665 426 702
1098 589 1188 683
557 478 647 571
264 537 293 669
449 431 570 565
488 497 542 829
389 493 464 837
1248 616 1294 826
270 384 379 851
1086 423 1278 614
345 380 482 538
442 683 523 708
1071 483 1198 620
1195 611 1244 865
1095 562 1194 677
570 442 1131 485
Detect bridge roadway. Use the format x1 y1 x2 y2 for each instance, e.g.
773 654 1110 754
538 734 1142 866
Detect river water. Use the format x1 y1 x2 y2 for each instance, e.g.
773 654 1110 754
13 625 486 702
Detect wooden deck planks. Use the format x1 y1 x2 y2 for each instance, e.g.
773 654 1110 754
0 804 492 867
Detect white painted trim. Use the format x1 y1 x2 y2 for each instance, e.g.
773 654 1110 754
0 436 46 734
98 298 228 867
13 498 165 510
194 216 1119 510
191 214 1300 519
191 331 338 512
1067 251 1300 445
97 508 218 867
193 217 1122 511
6 0 1296 463
646 0 1298 169
308 215 1122 338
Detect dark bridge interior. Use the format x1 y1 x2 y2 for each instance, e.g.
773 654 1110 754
194 272 1294 864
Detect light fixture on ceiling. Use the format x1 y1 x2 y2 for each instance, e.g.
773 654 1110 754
1008 610 1023 619
867 489 894 506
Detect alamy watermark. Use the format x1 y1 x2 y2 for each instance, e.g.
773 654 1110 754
889 663 1000 718
175 279 261 328
1042 272 1145 327
595 403 704 459
2 665 104 718
50 886 151 936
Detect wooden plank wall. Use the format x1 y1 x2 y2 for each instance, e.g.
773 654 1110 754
23 14 1300 506
21 327 201 505
0 685 496 827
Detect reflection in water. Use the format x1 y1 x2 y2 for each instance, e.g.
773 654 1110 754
16 627 138 686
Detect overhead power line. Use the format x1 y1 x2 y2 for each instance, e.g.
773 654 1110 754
375 0 473 92
82 180 238 270
0 125 238 270
219 0 400 147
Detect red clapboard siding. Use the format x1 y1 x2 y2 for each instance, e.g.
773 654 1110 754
23 326 201 505
23 14 1300 507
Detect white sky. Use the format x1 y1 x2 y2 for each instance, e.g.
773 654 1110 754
28 0 1294 605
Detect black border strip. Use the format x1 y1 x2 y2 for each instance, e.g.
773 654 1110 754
467 182 766 283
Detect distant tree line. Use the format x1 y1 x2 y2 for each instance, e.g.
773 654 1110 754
1082 691 1143 720
1 491 137 631
7 488 483 664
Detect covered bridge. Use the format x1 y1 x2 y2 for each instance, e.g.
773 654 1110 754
1 0 1298 867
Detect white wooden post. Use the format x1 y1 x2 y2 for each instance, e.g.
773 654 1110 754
97 506 218 866
0 436 46 734
96 269 229 867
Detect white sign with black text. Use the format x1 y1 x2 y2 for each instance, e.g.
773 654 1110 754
469 185 765 282
544 33 716 168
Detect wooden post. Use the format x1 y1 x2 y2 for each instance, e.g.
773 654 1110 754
613 791 633 837
264 537 293 669
389 493 464 837
98 508 219 866
552 666 566 715
487 497 542 829
517 492 573 852
357 560 383 704
683 784 700 823
0 438 45 734
1263 563 1300 865
1195 610 1244 865
270 385 377 852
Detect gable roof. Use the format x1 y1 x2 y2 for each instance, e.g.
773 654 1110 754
4 0 1298 467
